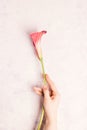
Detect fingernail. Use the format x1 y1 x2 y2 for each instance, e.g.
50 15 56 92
46 74 48 77
43 86 47 90
33 87 36 90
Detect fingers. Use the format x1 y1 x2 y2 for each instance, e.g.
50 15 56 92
43 86 50 100
33 74 58 98
33 86 50 100
45 74 57 93
33 87 43 96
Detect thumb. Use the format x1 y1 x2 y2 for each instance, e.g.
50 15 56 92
43 86 50 99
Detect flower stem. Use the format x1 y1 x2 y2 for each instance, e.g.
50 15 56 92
40 57 46 85
37 57 46 130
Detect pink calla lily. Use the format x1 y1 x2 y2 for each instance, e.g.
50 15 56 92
30 30 47 59
30 30 47 130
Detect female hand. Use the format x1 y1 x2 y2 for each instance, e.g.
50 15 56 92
34 74 60 130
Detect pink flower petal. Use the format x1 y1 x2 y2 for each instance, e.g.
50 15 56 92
30 30 47 60
30 30 47 46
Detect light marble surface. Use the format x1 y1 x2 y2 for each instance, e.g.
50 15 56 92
0 0 87 130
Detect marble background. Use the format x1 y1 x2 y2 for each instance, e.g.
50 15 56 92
0 0 87 130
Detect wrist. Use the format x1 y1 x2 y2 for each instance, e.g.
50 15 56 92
45 117 57 130
46 115 57 124
45 121 57 130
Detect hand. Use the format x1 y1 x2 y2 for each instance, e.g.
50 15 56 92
33 74 60 129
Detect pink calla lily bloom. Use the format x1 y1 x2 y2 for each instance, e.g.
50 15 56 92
30 30 47 59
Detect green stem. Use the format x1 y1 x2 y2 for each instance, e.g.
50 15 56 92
37 57 46 130
40 57 46 85
37 106 44 130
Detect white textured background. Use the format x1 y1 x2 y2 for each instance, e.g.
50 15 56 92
0 0 87 130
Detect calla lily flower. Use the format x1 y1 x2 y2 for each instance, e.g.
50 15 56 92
30 30 47 130
30 30 47 60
